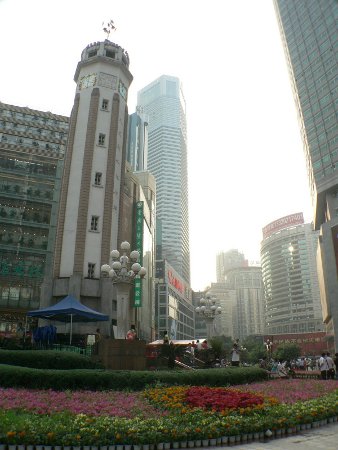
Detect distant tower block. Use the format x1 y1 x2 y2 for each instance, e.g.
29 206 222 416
53 40 133 319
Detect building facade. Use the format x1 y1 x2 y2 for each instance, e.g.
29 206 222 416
193 285 235 341
261 213 323 335
137 75 191 284
0 102 68 335
273 0 338 348
155 260 194 340
225 266 265 340
127 110 148 172
216 249 248 282
131 170 156 341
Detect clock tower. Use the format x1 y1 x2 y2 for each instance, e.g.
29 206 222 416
49 40 133 334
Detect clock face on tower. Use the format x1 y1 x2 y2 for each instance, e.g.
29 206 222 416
79 73 97 90
118 80 127 100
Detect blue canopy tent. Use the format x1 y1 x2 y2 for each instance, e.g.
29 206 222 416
27 295 109 345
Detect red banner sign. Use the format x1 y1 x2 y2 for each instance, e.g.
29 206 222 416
262 213 304 239
167 270 184 294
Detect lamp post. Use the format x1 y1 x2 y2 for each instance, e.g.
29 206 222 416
101 241 146 339
264 338 273 360
195 294 222 340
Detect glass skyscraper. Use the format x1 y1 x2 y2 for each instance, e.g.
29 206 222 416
127 110 148 172
273 1 338 349
137 75 191 284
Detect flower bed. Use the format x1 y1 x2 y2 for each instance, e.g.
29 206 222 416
0 380 337 447
0 388 164 418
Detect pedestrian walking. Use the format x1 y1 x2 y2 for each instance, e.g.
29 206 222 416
319 352 329 379
326 352 335 379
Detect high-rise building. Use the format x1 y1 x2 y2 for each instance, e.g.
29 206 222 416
137 75 191 284
127 110 148 172
261 213 323 335
225 267 265 340
273 0 337 349
155 260 194 340
0 102 68 333
216 249 248 282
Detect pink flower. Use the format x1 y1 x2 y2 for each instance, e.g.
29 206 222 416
0 388 164 418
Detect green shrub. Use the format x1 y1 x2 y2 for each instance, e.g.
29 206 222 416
0 349 103 370
0 364 268 390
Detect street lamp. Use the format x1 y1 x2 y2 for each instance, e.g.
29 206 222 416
101 241 146 339
195 294 222 340
264 338 273 360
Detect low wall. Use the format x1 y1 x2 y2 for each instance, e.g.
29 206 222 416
95 338 146 370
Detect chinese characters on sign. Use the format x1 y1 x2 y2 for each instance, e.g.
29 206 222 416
262 213 304 239
274 338 321 344
133 201 144 307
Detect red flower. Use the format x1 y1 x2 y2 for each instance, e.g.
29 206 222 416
184 387 264 412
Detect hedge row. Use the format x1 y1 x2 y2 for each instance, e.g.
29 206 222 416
0 364 268 390
0 349 103 369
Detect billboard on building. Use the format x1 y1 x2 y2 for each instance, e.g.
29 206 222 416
262 213 304 240
134 201 144 307
264 332 327 356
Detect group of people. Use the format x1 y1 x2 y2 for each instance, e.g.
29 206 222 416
258 352 338 380
183 339 244 368
185 339 209 364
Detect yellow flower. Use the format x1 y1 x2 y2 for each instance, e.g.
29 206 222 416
7 432 16 438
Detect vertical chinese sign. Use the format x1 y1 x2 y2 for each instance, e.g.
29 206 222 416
134 201 144 307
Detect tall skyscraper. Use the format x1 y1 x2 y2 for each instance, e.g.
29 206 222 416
127 110 148 172
261 213 323 335
137 75 191 284
0 102 68 333
273 1 338 349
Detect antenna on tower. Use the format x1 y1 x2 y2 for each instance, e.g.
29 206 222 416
102 20 116 40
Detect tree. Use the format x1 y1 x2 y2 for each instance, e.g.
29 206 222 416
273 343 301 362
209 336 224 359
242 336 266 364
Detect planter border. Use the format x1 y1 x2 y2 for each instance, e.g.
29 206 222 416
0 417 337 450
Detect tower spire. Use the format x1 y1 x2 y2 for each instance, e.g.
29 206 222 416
102 20 116 40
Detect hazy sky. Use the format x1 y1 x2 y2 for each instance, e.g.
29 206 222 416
0 0 313 291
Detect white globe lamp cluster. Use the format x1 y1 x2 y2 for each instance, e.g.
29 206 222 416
195 294 222 339
101 241 146 283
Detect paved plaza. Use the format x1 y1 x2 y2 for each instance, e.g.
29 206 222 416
204 421 338 450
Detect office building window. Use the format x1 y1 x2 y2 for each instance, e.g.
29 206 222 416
102 99 109 110
98 133 106 146
88 263 95 279
90 215 99 231
94 172 102 186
